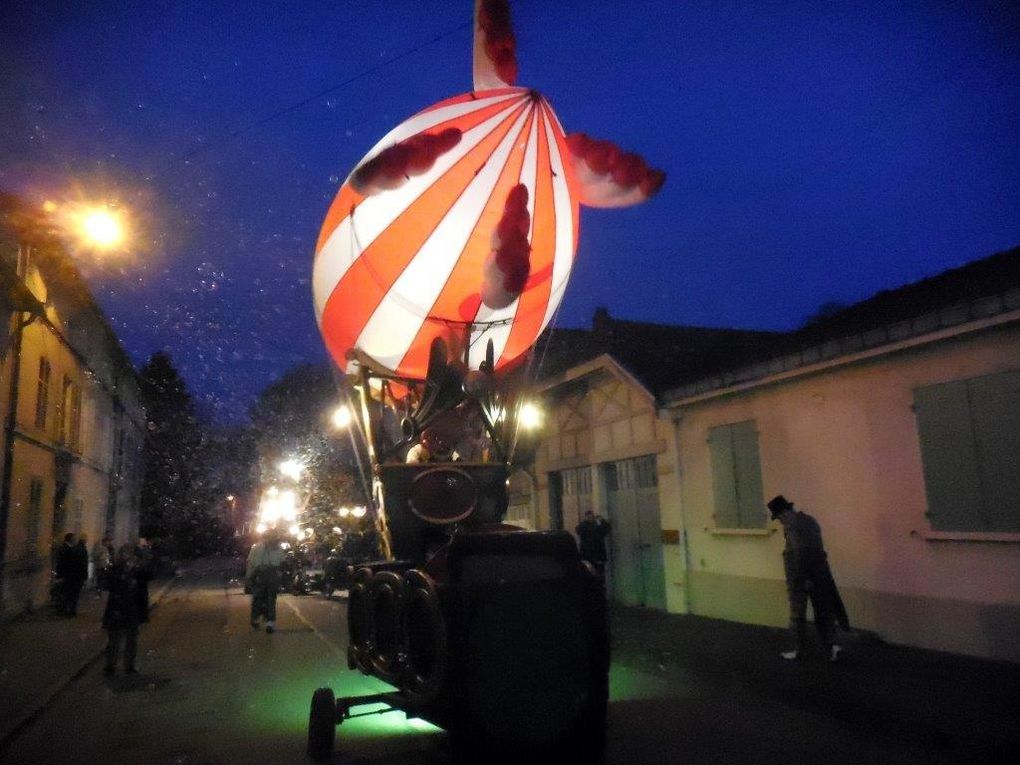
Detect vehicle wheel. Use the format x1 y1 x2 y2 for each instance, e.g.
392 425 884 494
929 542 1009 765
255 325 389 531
307 687 336 760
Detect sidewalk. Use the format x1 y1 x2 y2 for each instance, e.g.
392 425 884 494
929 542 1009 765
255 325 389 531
610 605 1020 762
0 577 176 746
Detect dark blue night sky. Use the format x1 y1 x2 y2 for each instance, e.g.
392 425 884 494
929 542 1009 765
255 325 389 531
2 0 1019 421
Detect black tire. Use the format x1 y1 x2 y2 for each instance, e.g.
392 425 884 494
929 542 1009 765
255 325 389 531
307 687 336 760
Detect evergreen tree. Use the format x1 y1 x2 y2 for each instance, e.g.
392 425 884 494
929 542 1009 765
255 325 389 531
139 352 224 556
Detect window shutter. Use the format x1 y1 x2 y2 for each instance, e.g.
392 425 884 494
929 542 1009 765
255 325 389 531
732 421 766 528
709 425 740 528
913 381 984 531
967 371 1020 532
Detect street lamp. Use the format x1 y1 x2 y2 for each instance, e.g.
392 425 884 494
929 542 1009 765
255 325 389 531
279 457 304 481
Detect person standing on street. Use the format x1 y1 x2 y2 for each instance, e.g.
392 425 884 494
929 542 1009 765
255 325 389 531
767 495 849 662
246 529 285 633
135 538 155 625
575 511 612 574
55 533 87 616
102 543 143 674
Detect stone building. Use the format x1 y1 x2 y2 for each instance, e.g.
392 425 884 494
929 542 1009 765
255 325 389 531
0 195 145 616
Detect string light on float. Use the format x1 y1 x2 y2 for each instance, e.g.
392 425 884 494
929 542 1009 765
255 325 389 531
331 404 353 429
519 401 543 430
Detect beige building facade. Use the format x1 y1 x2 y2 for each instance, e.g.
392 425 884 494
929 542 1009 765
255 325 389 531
525 257 1020 662
1 208 145 617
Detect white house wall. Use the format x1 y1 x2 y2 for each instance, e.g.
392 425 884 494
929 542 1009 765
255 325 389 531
670 320 1020 662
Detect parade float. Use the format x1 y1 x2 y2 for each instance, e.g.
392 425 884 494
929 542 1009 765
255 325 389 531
307 1 664 759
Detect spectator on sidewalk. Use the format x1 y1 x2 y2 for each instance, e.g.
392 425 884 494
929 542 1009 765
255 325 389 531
54 533 87 616
102 543 144 674
576 511 611 574
246 529 285 633
767 495 849 662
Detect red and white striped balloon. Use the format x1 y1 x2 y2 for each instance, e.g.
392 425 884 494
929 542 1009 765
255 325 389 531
313 88 579 380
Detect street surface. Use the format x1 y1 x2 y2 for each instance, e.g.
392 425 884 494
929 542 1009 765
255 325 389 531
2 559 1009 764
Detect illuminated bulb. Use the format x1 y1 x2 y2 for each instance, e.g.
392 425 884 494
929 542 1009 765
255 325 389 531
519 402 543 430
288 524 300 537
351 506 367 519
338 507 350 518
80 207 124 248
279 458 304 481
255 523 267 534
332 405 352 429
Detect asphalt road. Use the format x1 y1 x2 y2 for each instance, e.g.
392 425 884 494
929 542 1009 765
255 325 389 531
2 560 972 765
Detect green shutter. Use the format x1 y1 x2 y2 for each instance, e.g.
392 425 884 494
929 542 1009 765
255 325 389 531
913 381 984 531
732 421 766 528
709 424 740 528
968 371 1020 532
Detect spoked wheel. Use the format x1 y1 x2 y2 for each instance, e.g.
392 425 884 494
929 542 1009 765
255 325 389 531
307 687 337 761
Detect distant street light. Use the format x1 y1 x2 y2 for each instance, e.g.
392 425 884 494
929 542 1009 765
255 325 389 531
278 457 304 481
351 506 367 519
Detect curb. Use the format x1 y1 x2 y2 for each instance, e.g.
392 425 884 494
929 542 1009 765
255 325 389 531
0 576 178 751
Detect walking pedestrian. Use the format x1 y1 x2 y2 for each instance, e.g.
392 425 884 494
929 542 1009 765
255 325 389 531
102 544 144 674
767 495 849 662
575 511 611 574
246 529 285 633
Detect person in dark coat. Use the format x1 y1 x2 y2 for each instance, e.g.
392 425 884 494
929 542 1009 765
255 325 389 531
768 495 849 662
575 511 611 574
54 533 87 616
134 538 155 624
103 543 144 674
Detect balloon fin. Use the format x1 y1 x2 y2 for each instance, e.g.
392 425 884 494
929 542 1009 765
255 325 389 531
565 132 666 208
473 0 518 91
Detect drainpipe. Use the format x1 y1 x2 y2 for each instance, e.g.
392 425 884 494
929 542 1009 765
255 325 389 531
668 409 693 614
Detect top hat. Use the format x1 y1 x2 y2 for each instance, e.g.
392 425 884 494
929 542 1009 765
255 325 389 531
767 495 794 517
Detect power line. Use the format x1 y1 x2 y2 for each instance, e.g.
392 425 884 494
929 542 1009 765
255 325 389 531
179 20 472 165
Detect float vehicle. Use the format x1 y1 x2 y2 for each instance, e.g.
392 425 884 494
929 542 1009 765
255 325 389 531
306 340 609 761
306 1 664 759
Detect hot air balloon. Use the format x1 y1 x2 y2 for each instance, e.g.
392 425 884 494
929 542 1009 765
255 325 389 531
306 3 663 761
312 1 664 382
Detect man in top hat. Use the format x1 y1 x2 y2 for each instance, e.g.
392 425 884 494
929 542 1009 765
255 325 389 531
767 495 849 662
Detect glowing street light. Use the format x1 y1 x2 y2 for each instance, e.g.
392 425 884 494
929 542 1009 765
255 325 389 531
351 506 367 519
331 404 353 429
337 507 351 518
80 207 124 248
278 457 304 481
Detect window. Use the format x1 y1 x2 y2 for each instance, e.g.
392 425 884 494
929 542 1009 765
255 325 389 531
26 479 43 551
59 376 81 449
634 455 658 489
35 357 50 430
708 420 766 529
914 370 1020 533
